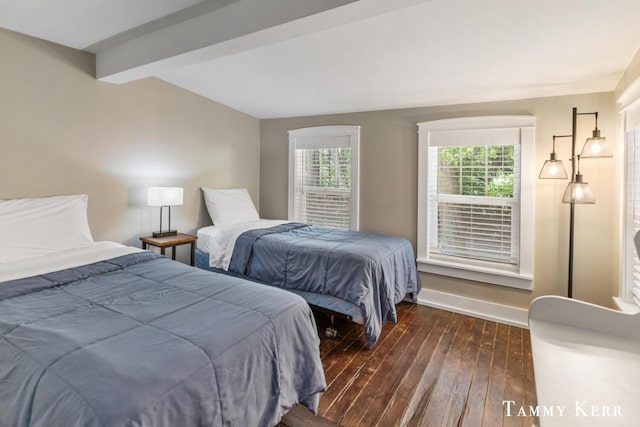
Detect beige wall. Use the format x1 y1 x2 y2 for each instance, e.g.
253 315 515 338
0 27 622 309
260 92 620 309
0 29 260 262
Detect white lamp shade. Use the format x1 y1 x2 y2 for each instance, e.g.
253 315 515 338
562 181 595 204
539 159 568 179
148 187 183 206
580 134 613 158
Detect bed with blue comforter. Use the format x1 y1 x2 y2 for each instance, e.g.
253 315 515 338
198 222 420 348
0 250 326 427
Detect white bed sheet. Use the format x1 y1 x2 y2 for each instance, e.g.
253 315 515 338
0 241 142 283
197 219 289 270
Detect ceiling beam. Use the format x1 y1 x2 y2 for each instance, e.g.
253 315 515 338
96 0 357 83
96 0 433 84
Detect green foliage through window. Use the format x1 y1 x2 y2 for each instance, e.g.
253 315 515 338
437 145 515 197
306 148 351 189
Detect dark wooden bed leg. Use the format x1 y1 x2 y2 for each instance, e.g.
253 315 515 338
325 314 337 338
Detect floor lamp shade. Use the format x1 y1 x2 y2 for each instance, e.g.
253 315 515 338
148 187 183 237
580 131 613 158
539 158 568 179
562 175 595 204
539 137 569 179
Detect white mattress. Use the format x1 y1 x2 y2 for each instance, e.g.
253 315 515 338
0 241 142 283
197 219 289 270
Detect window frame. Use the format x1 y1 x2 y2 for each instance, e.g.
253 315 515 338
288 125 360 230
621 128 640 305
417 116 535 289
620 100 640 309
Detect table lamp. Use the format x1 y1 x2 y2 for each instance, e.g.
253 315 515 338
148 187 183 237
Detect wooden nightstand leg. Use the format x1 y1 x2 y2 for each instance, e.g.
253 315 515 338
190 242 195 266
142 242 147 250
171 246 176 261
160 247 166 256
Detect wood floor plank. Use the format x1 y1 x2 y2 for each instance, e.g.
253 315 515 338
373 307 453 427
482 323 510 427
282 304 537 427
354 307 445 426
441 316 487 426
279 404 340 427
503 326 524 427
460 321 497 427
416 315 477 426
318 324 368 394
325 314 412 425
342 304 442 426
332 304 424 425
323 316 394 397
521 330 537 427
320 307 414 421
402 312 465 426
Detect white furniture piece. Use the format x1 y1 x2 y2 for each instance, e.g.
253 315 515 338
529 296 640 426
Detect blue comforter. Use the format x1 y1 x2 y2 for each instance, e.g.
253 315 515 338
0 252 325 427
229 223 421 347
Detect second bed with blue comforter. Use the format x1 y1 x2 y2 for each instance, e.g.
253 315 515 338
226 223 421 348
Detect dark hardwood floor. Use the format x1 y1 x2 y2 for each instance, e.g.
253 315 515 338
281 302 536 427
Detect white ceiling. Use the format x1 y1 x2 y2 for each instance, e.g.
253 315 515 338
0 0 204 49
1 0 640 119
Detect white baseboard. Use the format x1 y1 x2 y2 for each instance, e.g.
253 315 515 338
416 288 529 328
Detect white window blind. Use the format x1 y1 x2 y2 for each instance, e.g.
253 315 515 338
293 147 352 228
417 116 535 289
428 143 520 267
288 126 359 230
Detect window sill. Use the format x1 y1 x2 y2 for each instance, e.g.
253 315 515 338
417 258 533 290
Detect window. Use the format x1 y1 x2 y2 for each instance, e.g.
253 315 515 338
417 116 535 289
288 126 359 230
621 101 640 308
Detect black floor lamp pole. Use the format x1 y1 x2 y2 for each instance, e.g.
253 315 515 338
567 107 577 299
568 196 575 298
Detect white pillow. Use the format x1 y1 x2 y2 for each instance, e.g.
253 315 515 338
202 188 259 226
0 194 95 263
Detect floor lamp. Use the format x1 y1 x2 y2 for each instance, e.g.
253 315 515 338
539 107 612 298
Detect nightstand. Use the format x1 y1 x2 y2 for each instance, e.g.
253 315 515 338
140 233 197 266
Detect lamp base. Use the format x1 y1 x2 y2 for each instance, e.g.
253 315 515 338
152 230 178 238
